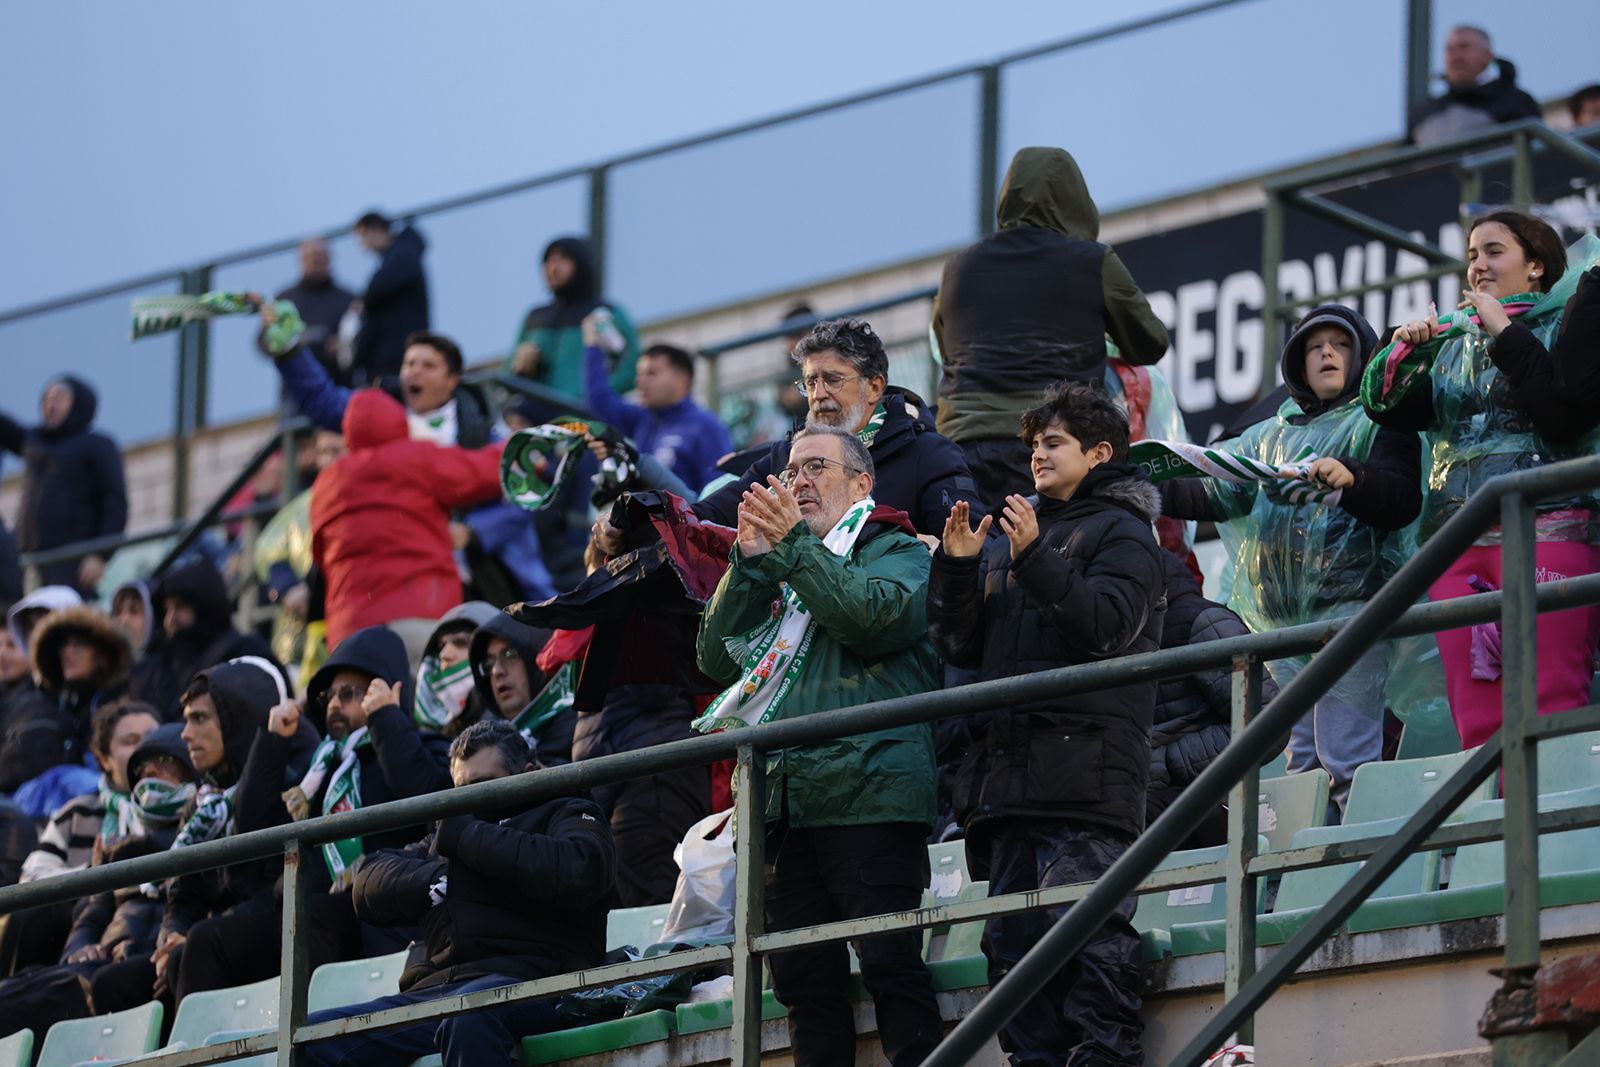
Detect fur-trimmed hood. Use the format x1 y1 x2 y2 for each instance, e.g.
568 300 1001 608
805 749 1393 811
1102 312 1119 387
30 606 134 694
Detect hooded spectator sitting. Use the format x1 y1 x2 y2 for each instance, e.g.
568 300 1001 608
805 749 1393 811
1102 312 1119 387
0 377 128 596
298 718 615 1067
111 579 166 708
174 626 452 1002
414 602 500 735
0 722 196 1039
1408 25 1542 145
1 607 134 809
144 557 280 716
6 585 83 657
582 322 733 491
509 235 640 402
312 389 510 657
466 614 574 764
934 147 1169 509
89 658 310 1015
350 212 430 383
596 318 981 555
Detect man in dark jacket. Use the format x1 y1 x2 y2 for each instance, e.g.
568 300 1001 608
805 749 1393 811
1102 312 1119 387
1147 551 1281 849
270 238 356 386
89 658 313 1014
929 382 1165 1065
298 718 615 1067
933 147 1169 509
1408 26 1542 145
596 318 981 554
466 613 575 765
142 557 281 716
352 212 430 383
169 626 453 1000
697 426 944 1067
0 377 128 594
509 235 640 402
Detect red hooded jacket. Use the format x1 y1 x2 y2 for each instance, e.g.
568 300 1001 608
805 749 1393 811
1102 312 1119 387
311 390 505 645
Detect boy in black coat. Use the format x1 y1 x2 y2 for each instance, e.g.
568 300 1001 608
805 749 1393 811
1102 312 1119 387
299 719 615 1067
928 382 1165 1066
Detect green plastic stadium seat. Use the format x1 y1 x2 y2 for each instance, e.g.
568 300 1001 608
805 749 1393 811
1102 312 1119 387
1536 729 1600 795
167 976 278 1049
926 881 989 992
519 1009 675 1064
1258 770 1330 852
675 990 789 1035
308 950 408 1011
605 904 671 953
927 840 972 901
1135 840 1270 958
1395 716 1462 760
1260 752 1289 780
1343 748 1496 827
0 1029 32 1067
36 1001 163 1067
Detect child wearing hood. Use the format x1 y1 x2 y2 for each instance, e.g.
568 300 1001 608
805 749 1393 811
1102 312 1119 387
1159 305 1422 818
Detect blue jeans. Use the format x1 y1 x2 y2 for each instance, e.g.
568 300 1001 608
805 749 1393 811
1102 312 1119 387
299 973 564 1067
1276 642 1389 820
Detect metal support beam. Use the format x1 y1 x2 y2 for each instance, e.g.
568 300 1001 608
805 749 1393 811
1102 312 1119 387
1285 191 1459 265
1259 190 1283 399
588 166 609 293
1510 130 1534 210
730 745 767 1066
1223 657 1263 1045
277 844 309 1066
1404 0 1432 122
977 65 1001 237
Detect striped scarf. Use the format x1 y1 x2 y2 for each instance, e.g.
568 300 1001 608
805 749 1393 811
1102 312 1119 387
1360 294 1538 414
1130 439 1342 506
130 290 304 353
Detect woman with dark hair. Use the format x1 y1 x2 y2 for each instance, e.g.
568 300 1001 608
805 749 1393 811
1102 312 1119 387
1366 212 1600 749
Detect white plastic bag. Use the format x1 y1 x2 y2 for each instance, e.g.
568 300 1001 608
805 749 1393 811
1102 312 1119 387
661 808 735 943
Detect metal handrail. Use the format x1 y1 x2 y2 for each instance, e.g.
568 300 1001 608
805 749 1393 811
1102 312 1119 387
3 455 1599 1066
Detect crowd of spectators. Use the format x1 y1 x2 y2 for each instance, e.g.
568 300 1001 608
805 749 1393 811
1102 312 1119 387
0 26 1597 1065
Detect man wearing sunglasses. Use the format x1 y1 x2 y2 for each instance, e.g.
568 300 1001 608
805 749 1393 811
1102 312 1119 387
696 426 944 1066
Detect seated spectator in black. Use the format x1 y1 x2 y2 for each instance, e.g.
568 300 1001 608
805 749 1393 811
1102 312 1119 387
0 700 158 976
1571 84 1600 128
1408 25 1542 145
350 212 430 383
298 719 616 1067
0 626 32 728
143 557 280 716
0 722 194 1038
0 800 31 889
928 382 1165 1066
0 378 128 595
413 602 500 735
582 321 733 491
933 146 1169 509
508 236 640 401
1147 550 1280 850
465 613 574 764
1 607 134 809
168 626 452 1002
6 586 83 657
89 659 309 1015
0 524 19 611
596 318 981 553
111 579 166 709
269 238 356 386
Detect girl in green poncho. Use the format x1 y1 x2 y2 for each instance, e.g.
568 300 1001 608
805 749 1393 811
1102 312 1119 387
1367 213 1600 750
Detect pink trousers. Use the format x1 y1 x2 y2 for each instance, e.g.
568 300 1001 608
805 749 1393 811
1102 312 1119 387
1428 541 1600 750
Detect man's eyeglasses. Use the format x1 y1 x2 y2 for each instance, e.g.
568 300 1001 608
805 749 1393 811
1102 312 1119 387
488 647 523 668
776 457 864 488
327 684 364 707
794 371 861 396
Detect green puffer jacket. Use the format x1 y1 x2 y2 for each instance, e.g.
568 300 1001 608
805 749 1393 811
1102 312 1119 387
696 511 940 830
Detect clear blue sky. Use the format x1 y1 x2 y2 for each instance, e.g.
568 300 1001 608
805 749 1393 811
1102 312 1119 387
2 0 1593 443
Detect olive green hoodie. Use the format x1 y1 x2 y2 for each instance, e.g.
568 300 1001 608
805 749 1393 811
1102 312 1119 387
934 147 1169 443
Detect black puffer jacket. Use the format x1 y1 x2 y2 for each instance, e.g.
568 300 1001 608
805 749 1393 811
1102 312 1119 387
353 791 615 992
1148 552 1279 793
143 558 281 717
466 614 573 764
0 377 128 590
928 463 1166 842
691 388 981 537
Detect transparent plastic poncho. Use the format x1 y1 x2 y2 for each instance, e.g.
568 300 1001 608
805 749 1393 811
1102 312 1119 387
1418 234 1600 545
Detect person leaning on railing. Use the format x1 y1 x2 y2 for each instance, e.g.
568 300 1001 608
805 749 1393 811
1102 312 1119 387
295 718 616 1067
1366 214 1600 750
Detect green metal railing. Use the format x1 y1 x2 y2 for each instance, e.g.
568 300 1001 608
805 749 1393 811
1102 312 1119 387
3 456 1600 1066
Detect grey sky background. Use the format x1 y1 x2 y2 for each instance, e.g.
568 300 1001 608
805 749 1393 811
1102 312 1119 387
2 0 1594 443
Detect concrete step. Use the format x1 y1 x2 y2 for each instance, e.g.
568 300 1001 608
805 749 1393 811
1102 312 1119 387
1343 1050 1490 1067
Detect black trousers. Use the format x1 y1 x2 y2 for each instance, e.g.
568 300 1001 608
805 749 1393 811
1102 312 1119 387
1144 785 1229 850
970 818 1143 1067
765 822 942 1067
959 438 1037 516
0 898 75 977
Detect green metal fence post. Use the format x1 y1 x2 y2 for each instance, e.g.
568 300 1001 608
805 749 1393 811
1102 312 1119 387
277 842 310 1066
730 743 767 1066
1258 190 1283 400
171 267 207 521
1404 0 1433 125
1490 494 1565 1065
588 166 609 293
1510 130 1534 210
977 65 1002 237
1223 655 1264 1045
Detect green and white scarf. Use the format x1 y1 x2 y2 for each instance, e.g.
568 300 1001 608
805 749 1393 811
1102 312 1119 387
1129 438 1342 507
414 657 477 732
857 403 888 446
514 662 577 749
502 421 590 511
130 290 305 353
282 727 371 890
141 781 235 897
131 777 195 829
693 496 876 733
98 777 138 844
